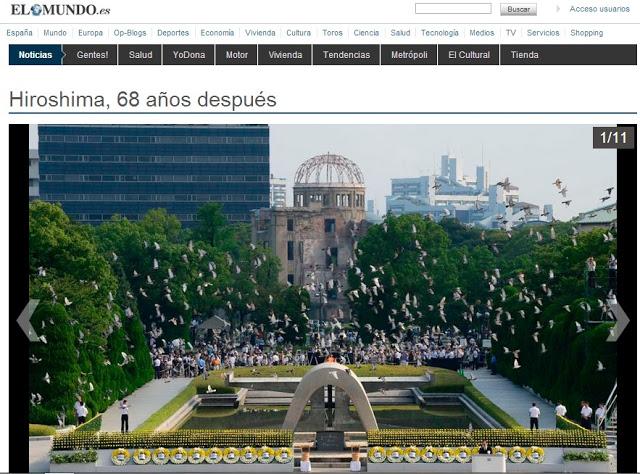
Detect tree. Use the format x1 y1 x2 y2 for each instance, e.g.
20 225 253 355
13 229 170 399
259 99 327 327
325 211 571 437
350 213 617 421
194 203 232 247
29 202 154 424
29 303 81 425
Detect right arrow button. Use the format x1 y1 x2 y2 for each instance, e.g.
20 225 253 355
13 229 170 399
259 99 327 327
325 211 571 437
607 303 629 342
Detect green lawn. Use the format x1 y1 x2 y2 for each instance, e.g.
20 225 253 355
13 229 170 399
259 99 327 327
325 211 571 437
29 424 57 436
133 381 198 432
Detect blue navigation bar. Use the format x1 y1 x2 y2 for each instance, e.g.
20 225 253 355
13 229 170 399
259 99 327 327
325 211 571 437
9 44 64 65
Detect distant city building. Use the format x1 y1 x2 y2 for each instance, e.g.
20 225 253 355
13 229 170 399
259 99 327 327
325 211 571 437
270 175 287 208
366 199 382 223
29 149 39 200
386 154 551 228
574 202 617 232
252 153 367 321
38 125 270 226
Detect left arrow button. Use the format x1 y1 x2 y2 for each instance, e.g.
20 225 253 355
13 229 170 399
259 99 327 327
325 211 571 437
17 299 40 342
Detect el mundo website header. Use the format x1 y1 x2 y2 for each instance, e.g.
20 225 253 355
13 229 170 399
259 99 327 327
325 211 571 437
3 0 638 66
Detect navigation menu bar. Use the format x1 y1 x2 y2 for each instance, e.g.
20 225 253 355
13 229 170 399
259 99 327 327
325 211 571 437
8 44 637 65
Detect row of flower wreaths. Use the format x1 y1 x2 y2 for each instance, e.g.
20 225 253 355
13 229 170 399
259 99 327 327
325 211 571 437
368 446 545 464
110 446 294 465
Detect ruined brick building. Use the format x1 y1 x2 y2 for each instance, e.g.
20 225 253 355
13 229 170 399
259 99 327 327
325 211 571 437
252 153 367 321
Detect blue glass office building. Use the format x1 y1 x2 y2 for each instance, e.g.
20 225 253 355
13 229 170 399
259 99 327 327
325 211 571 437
38 125 270 225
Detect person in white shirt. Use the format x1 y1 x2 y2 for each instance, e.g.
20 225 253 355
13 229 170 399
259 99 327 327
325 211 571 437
154 357 161 379
580 401 593 430
120 399 130 433
555 402 567 417
76 401 88 425
528 402 540 430
595 403 606 430
73 397 84 426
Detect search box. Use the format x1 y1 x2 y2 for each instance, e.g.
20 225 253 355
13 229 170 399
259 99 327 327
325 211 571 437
415 3 492 14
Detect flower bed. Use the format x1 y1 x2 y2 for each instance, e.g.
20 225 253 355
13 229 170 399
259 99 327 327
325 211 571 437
52 429 293 451
367 429 606 448
367 446 546 464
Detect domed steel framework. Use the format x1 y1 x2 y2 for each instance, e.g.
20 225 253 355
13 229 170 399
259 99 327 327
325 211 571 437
294 153 364 185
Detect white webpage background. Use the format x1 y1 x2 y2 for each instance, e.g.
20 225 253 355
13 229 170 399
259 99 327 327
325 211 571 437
0 1 639 471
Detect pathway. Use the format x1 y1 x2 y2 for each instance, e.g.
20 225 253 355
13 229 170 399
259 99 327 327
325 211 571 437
466 369 556 428
100 377 192 432
29 437 52 472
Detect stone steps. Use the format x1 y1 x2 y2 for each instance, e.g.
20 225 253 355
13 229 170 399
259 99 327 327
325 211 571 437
302 462 353 469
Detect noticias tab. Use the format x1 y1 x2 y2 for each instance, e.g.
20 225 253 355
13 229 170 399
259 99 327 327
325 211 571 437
9 44 63 65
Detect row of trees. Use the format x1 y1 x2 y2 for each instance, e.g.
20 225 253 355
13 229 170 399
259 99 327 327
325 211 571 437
348 214 617 421
29 201 309 425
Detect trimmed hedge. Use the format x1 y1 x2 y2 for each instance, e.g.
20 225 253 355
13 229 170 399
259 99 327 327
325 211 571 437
52 429 294 451
420 378 520 428
50 450 98 464
133 382 197 432
29 424 56 437
464 385 520 428
76 414 102 432
563 450 609 462
557 415 588 431
367 429 606 448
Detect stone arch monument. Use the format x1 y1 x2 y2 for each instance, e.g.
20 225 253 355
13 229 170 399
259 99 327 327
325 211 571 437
282 362 378 431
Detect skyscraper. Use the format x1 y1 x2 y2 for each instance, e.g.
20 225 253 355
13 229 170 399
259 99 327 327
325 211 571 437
476 165 487 192
29 149 39 200
269 175 287 208
38 125 270 226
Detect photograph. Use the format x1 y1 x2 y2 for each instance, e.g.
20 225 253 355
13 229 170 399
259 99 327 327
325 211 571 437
25 124 619 472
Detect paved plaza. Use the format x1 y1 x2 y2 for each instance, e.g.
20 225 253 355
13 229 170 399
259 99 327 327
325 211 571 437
100 378 192 432
467 369 556 429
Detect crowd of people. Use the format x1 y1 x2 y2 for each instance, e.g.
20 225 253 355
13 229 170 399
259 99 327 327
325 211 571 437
147 321 610 431
149 323 488 380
